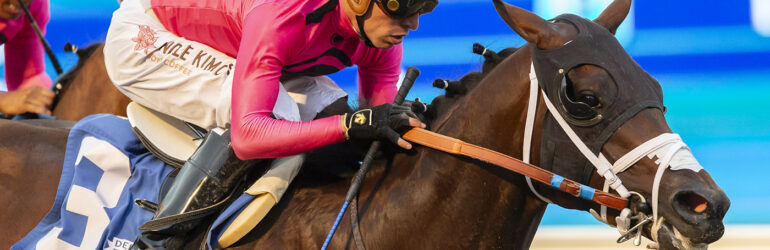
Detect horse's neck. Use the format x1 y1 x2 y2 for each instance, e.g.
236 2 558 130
52 43 131 121
372 48 549 247
426 46 539 163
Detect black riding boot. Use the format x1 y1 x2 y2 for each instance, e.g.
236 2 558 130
131 128 250 249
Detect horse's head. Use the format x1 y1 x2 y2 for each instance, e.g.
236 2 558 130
492 0 729 248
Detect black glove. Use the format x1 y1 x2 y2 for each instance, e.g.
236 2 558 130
342 103 416 145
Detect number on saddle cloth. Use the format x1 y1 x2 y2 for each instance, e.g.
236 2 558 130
12 114 175 249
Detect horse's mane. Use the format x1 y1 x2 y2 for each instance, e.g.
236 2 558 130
421 44 518 127
299 44 520 180
51 43 105 107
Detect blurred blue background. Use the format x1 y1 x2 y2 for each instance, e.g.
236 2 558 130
1 0 767 226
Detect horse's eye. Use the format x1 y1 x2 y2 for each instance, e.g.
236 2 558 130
577 92 600 108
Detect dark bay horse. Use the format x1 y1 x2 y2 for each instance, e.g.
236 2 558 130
0 0 728 249
232 0 728 248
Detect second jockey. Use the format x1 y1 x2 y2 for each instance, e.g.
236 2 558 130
0 0 54 116
102 0 435 247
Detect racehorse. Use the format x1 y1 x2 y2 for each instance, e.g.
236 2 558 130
0 0 728 249
50 43 131 121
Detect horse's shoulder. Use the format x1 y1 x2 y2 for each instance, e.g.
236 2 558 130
0 119 72 147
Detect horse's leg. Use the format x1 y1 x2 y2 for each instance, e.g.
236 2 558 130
0 120 70 247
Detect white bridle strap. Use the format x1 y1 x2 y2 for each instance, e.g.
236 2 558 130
525 62 632 228
525 63 706 240
601 133 688 232
649 138 702 227
540 87 630 198
524 63 553 204
524 62 630 204
610 133 684 174
598 133 701 232
598 134 682 225
652 143 680 224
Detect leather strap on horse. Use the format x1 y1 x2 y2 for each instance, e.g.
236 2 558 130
349 198 366 250
402 128 628 210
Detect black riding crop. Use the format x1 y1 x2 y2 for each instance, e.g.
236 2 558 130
18 0 63 75
321 66 420 250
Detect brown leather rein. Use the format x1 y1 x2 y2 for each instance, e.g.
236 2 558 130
402 127 628 210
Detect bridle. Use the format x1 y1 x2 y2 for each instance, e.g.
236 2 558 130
362 59 705 248
522 61 704 247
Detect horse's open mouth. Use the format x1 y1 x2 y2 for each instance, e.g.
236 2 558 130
649 217 710 250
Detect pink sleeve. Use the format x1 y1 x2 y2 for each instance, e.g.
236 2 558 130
4 0 51 91
230 6 345 160
357 44 401 106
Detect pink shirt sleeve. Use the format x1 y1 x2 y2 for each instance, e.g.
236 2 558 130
4 0 52 91
230 6 345 160
357 44 401 106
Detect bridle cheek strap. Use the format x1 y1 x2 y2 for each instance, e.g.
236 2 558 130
523 63 553 204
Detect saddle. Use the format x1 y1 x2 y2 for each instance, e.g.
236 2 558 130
126 102 204 168
126 102 306 248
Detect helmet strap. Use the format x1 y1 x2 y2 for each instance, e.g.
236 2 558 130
356 1 376 48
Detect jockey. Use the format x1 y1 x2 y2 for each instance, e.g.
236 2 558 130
102 0 435 247
0 0 54 115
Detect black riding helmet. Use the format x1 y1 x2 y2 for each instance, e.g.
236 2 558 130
376 0 437 18
347 0 438 47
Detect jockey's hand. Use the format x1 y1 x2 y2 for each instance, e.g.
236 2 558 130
341 103 425 149
0 86 54 115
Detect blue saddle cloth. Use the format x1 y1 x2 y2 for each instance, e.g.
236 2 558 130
13 114 264 249
13 114 174 249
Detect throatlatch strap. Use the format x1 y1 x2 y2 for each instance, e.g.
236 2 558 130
402 128 628 210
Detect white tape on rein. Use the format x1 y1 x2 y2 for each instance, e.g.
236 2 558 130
523 63 704 237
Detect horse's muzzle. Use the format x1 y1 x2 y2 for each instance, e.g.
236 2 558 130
665 186 730 246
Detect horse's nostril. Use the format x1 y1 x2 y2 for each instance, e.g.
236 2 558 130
676 192 708 214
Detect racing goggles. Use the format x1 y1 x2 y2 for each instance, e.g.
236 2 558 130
375 0 438 18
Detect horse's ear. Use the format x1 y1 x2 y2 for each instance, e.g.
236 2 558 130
492 0 560 49
593 0 631 34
